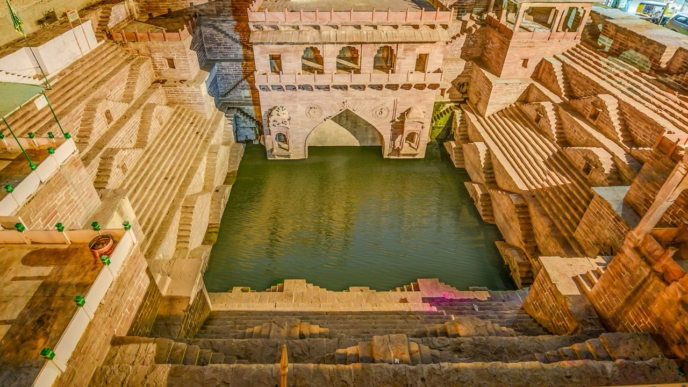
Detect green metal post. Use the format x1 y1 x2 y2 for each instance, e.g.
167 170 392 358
1 118 36 170
43 91 70 139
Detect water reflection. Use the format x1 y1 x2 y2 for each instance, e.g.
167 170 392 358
204 143 514 291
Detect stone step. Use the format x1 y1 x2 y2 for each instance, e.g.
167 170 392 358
92 358 685 386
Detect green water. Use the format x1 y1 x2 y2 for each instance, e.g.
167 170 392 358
204 143 514 292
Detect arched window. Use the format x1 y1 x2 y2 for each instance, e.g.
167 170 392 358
301 47 324 74
373 46 395 73
336 46 360 74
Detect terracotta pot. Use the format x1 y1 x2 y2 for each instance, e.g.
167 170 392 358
89 234 115 263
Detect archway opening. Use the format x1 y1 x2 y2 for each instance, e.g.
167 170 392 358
302 47 324 74
307 109 382 147
373 46 396 73
336 46 360 74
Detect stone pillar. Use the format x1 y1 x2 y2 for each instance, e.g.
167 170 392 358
512 5 527 32
360 44 377 74
323 45 337 74
547 8 556 24
552 7 566 32
575 7 592 38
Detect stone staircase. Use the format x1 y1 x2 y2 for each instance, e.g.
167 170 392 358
104 337 227 367
4 42 134 137
195 311 519 341
597 94 635 146
522 332 665 364
547 57 573 99
559 45 688 133
574 264 607 295
334 334 438 365
89 278 685 386
119 106 217 240
95 6 113 41
463 103 594 256
0 69 43 85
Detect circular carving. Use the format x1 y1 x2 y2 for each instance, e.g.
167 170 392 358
372 105 390 120
305 105 323 119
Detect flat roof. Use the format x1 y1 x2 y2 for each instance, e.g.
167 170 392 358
593 5 688 49
257 0 436 11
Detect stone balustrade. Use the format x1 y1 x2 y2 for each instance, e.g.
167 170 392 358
112 15 198 43
254 70 444 86
247 0 453 24
485 14 580 41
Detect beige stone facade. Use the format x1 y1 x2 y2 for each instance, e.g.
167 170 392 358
0 0 687 385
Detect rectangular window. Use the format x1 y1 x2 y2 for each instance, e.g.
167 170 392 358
166 58 176 69
270 54 282 74
414 54 429 72
522 58 529 68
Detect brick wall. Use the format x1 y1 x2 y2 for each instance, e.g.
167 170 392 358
533 59 562 96
593 16 675 71
128 38 200 81
618 101 665 148
178 287 211 338
128 271 164 337
587 239 688 357
163 83 213 118
624 153 687 228
523 268 579 335
563 64 607 98
17 154 101 230
573 192 629 257
56 244 150 386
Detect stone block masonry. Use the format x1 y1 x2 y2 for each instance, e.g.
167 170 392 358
16 154 101 230
55 244 151 386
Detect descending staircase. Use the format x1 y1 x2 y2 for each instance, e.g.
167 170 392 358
119 106 218 243
95 6 113 41
463 103 595 255
558 45 688 133
4 43 136 137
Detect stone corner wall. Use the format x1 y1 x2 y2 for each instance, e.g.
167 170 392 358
56 244 151 386
522 266 581 335
16 153 101 230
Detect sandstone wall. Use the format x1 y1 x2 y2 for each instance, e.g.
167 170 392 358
573 192 630 257
128 272 164 337
16 154 101 230
587 239 688 358
625 153 688 228
56 244 151 386
522 267 580 335
128 36 200 80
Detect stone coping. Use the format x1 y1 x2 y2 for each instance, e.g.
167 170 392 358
0 138 75 216
0 229 138 387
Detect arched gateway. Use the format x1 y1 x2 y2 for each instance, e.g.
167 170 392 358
306 109 383 148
